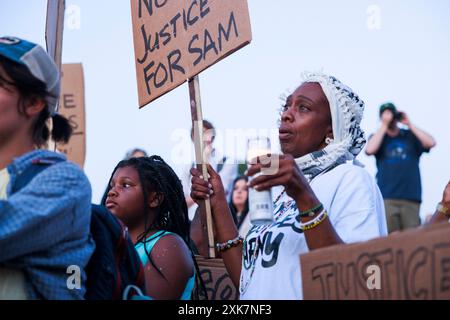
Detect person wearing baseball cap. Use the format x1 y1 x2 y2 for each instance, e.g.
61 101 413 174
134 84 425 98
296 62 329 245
366 101 437 233
0 36 94 299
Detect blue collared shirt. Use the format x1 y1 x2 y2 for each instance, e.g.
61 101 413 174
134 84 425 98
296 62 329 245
0 150 95 299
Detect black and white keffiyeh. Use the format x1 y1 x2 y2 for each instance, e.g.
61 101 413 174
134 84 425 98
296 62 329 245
294 72 366 182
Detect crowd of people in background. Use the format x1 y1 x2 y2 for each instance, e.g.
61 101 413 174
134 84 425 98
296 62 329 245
0 36 449 300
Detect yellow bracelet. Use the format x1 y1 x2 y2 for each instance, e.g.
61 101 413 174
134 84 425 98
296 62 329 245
301 210 328 231
437 203 450 218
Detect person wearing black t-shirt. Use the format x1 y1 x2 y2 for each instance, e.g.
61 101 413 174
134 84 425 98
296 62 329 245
366 103 436 233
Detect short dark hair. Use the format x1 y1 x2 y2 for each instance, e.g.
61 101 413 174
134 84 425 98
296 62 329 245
379 102 397 117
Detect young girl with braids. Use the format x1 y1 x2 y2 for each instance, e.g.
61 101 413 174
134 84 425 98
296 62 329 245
104 156 203 300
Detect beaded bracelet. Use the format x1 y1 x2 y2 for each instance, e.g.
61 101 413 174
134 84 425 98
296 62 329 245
216 236 244 253
300 209 328 231
299 203 324 218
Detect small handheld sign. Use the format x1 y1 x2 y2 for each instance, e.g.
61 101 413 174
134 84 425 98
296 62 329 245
57 64 87 168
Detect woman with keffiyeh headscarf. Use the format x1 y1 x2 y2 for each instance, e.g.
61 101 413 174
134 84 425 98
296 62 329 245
190 72 388 299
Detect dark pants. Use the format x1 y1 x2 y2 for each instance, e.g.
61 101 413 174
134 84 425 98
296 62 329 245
384 199 421 233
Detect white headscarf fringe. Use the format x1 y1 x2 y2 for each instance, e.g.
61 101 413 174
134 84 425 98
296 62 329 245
293 71 366 182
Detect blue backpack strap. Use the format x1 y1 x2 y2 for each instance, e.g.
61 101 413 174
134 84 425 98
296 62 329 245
11 158 64 195
135 231 171 266
135 231 196 300
122 285 153 300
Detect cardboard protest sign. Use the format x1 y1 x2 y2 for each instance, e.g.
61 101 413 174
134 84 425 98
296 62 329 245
130 0 252 107
56 63 86 168
46 0 65 70
301 223 450 300
195 256 239 300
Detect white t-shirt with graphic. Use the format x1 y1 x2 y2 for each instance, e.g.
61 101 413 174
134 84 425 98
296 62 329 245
239 162 388 300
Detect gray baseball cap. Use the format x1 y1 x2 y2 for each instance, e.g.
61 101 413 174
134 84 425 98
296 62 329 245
0 36 60 114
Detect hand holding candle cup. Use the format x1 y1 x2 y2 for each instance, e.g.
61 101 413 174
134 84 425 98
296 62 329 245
245 137 275 225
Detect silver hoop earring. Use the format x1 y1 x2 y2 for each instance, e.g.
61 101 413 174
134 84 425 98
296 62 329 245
325 137 333 145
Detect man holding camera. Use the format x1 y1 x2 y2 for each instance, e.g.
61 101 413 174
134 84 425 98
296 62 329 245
366 103 436 233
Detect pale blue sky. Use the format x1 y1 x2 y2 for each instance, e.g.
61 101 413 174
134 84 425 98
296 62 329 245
1 0 449 221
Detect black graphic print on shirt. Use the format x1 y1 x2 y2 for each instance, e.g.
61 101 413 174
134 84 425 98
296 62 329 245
243 199 304 270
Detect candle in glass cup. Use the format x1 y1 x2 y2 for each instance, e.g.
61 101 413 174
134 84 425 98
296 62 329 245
246 137 274 225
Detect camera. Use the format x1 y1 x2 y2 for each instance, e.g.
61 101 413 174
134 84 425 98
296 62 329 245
394 111 404 121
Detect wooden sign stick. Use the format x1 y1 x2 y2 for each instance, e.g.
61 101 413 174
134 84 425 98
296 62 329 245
45 0 65 72
188 75 216 259
45 0 65 152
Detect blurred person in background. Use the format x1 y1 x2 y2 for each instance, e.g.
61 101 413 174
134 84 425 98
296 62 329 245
366 102 436 233
228 176 251 238
125 148 148 159
180 120 237 221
